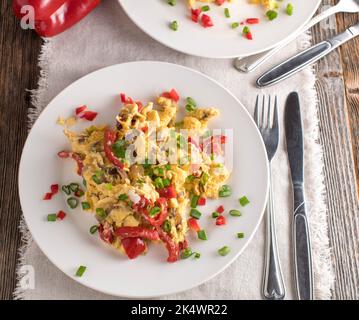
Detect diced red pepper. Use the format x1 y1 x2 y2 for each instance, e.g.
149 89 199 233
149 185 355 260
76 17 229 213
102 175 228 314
157 227 179 263
50 184 59 194
43 193 53 200
246 18 260 24
197 197 206 206
191 8 201 23
179 239 189 251
120 93 134 104
80 110 98 121
115 227 160 241
246 32 253 40
75 105 87 115
135 101 143 111
216 215 226 226
216 205 225 214
201 14 214 28
161 89 180 102
141 125 148 133
57 210 66 220
157 185 177 199
121 237 147 260
188 218 201 232
220 135 227 144
57 151 70 158
215 0 225 5
104 128 124 170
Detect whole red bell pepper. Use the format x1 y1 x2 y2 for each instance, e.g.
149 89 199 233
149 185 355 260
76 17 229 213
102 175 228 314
13 0 101 37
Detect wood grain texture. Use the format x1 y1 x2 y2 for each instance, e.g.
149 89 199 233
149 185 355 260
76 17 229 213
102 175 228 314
311 0 359 300
0 0 358 300
0 1 41 299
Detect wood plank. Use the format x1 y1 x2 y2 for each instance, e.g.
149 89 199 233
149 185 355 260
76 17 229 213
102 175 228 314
311 0 359 300
0 1 41 299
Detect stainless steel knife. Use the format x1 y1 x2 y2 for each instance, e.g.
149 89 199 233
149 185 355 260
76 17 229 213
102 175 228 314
284 92 313 300
257 22 359 87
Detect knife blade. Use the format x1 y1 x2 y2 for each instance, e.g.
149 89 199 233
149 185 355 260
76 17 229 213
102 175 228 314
284 92 313 300
257 22 359 87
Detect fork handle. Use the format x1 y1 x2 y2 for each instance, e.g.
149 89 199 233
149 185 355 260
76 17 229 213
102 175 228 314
262 167 286 300
234 4 341 73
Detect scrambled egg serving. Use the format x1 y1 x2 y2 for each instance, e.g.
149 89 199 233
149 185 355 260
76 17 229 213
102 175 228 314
63 92 230 262
188 0 278 10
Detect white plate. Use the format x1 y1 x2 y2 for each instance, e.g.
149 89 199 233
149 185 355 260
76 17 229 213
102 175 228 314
19 61 269 298
119 0 321 59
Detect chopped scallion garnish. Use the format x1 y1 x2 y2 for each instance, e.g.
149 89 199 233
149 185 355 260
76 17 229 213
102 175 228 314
96 208 106 219
224 8 230 18
168 0 176 6
75 265 87 277
202 5 210 12
237 232 245 239
218 246 230 256
82 202 90 210
47 213 57 222
231 22 239 29
69 183 79 192
190 195 199 208
218 185 231 197
212 211 220 218
170 20 178 31
197 230 207 241
90 225 98 234
239 196 250 206
266 10 278 21
61 185 71 195
229 209 241 217
118 194 128 201
149 206 161 217
67 197 78 209
286 3 293 16
190 208 202 220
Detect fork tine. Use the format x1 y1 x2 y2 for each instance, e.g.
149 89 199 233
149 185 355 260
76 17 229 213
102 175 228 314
267 95 271 128
272 95 278 129
254 95 259 126
261 94 265 127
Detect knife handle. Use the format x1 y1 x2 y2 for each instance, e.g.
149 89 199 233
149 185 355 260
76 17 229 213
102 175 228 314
293 187 313 300
256 41 331 87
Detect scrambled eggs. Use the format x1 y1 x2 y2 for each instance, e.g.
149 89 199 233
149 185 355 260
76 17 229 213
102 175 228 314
64 91 230 262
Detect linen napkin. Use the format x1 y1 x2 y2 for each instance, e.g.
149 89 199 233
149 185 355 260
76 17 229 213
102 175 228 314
14 0 334 300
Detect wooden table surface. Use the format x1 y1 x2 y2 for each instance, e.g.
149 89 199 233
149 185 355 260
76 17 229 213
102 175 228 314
0 0 358 300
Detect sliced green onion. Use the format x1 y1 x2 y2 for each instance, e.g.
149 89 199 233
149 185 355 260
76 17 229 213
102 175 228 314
112 140 126 159
242 26 250 35
237 232 245 239
153 167 164 176
231 22 239 29
154 177 164 189
201 5 210 12
286 3 293 16
61 185 71 195
194 252 201 259
185 104 196 112
82 202 90 210
162 220 172 233
224 8 230 18
162 178 171 187
239 196 250 207
181 248 193 259
90 225 98 234
106 183 113 191
218 246 230 256
168 0 176 5
170 20 178 31
118 194 128 201
67 197 78 209
229 209 241 217
200 172 209 186
190 208 202 220
165 164 171 170
266 10 278 21
96 208 107 219
75 265 86 277
218 185 232 197
186 175 195 183
92 174 102 184
83 178 87 188
127 200 134 207
212 211 220 218
197 230 207 241
190 195 199 208
69 183 79 192
149 206 161 217
186 97 197 108
47 213 57 222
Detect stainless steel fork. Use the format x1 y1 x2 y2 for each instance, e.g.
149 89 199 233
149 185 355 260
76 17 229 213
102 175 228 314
254 95 286 300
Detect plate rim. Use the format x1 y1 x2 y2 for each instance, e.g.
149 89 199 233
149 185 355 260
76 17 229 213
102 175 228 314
118 0 322 59
18 61 270 298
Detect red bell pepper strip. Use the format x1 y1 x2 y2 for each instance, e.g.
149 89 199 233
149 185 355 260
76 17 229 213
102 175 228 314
120 93 134 104
157 185 177 199
188 218 201 232
13 0 101 37
80 110 98 121
157 227 179 263
143 198 169 227
121 237 147 260
104 128 124 170
115 227 160 241
75 105 87 115
98 223 114 244
57 151 84 175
